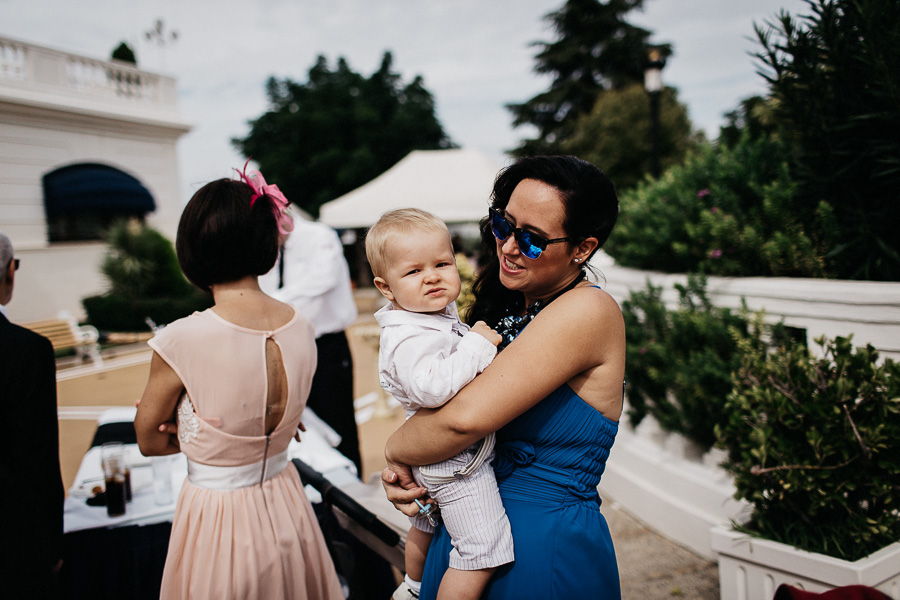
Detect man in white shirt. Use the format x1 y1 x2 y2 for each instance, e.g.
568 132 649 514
260 218 361 474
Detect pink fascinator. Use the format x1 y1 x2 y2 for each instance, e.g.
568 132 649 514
235 160 294 235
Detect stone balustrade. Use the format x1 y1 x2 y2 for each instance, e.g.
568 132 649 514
593 252 900 362
0 35 180 117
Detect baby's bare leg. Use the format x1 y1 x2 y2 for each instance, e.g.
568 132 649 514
437 567 495 600
405 527 433 581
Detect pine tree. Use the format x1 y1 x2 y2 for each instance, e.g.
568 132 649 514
507 0 669 155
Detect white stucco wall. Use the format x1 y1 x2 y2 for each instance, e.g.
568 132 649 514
0 36 190 324
5 242 107 322
0 108 185 243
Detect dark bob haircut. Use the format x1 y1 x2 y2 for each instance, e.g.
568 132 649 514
467 155 619 326
176 178 281 291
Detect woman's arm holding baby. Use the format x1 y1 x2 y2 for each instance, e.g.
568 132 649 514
385 288 623 467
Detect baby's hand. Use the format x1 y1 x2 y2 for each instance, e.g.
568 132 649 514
471 321 502 346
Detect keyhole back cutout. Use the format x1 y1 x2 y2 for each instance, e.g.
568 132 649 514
264 337 288 435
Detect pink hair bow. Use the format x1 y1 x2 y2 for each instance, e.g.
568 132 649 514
236 160 294 235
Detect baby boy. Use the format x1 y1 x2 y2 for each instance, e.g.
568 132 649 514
366 208 514 600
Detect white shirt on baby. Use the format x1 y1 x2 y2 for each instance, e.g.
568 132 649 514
374 303 497 418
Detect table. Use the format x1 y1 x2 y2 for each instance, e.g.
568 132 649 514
60 408 394 599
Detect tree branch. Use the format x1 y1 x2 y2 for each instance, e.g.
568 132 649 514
750 455 858 475
767 374 800 404
841 403 871 459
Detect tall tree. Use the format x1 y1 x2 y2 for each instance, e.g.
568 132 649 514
756 0 900 280
233 52 454 218
717 95 778 149
562 83 694 190
507 0 670 155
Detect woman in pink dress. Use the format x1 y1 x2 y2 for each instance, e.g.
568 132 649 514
135 167 343 600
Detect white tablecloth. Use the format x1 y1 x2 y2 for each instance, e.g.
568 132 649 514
64 410 359 533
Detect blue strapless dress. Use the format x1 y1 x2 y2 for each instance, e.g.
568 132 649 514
419 383 621 599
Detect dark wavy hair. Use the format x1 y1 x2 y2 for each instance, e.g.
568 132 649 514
466 155 618 327
176 178 281 291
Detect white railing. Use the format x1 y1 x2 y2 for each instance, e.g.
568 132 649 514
594 254 900 361
0 36 179 112
0 38 26 80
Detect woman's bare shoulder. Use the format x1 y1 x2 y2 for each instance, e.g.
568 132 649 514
535 283 623 332
502 284 623 377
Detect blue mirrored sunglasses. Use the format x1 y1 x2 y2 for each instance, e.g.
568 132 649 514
489 208 570 260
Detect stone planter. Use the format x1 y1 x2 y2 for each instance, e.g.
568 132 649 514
594 258 900 574
601 414 750 559
711 526 900 599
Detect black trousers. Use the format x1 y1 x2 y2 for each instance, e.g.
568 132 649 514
307 331 362 476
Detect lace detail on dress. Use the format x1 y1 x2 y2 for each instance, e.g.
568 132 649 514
177 396 200 445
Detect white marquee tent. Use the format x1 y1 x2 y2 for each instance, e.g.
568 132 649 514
319 148 505 228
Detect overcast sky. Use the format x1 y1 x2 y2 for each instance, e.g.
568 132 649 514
1 0 807 201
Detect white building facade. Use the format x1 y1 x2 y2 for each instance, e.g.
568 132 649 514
0 35 190 323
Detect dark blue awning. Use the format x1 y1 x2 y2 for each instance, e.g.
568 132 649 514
42 163 156 218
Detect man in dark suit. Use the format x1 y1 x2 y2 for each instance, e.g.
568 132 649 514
0 232 64 597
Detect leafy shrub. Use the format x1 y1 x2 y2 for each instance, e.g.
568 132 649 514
622 275 748 449
605 131 826 277
716 328 900 560
83 221 211 331
101 221 192 299
608 0 900 281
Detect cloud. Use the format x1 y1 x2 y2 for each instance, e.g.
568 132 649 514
1 0 809 202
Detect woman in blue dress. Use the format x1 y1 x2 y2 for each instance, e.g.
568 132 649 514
384 155 625 599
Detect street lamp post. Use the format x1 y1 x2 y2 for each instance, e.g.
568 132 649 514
644 48 666 179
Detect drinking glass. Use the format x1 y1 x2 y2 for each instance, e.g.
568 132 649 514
150 455 174 506
101 442 127 517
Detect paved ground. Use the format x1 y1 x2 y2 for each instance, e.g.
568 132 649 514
604 500 720 599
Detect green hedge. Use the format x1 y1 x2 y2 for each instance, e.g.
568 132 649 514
622 275 747 449
623 276 900 559
83 221 211 332
83 292 211 332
